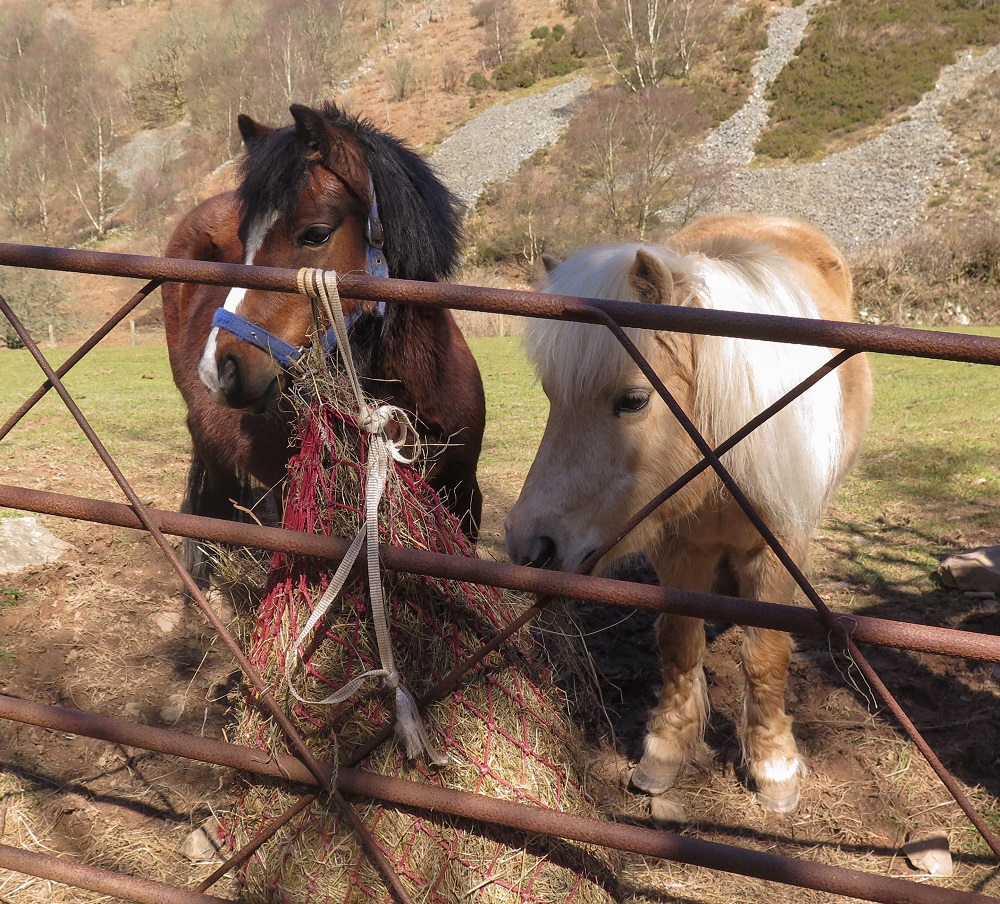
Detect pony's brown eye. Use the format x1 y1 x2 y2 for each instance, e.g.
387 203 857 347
614 389 651 415
300 225 333 247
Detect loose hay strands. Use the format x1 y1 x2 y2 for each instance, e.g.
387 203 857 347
225 342 620 903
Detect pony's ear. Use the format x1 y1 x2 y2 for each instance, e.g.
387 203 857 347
237 115 273 145
290 104 332 162
541 253 561 273
290 103 368 199
628 249 675 304
629 248 697 306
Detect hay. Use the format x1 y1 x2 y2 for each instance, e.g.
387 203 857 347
224 348 620 903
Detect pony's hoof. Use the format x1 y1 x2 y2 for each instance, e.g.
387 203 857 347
630 757 683 796
755 778 800 814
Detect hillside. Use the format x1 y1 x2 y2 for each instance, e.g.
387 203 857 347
1 0 998 337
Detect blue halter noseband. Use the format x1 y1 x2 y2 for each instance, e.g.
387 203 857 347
211 181 389 370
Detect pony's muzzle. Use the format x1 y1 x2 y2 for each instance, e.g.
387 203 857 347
216 352 241 400
507 534 558 570
210 349 280 413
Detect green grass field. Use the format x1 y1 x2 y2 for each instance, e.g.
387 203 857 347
1 329 998 596
827 333 1000 608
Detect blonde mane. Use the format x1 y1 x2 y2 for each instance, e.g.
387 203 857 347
528 240 846 528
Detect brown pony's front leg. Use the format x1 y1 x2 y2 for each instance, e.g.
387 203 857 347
632 540 714 795
733 539 806 813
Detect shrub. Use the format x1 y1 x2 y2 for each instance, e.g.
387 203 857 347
441 57 465 93
536 36 584 78
493 55 536 90
953 216 1000 285
387 55 421 101
467 70 490 91
0 267 69 348
759 0 1000 160
852 219 1000 325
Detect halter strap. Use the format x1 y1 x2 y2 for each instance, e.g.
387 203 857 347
210 303 380 369
365 176 388 280
211 176 388 368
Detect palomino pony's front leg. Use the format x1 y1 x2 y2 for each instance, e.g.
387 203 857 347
733 538 807 813
631 540 713 795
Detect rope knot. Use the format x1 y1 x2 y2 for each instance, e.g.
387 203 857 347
358 404 390 435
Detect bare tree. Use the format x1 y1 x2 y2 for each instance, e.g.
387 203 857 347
586 0 722 90
8 123 58 240
0 12 95 242
668 0 722 78
504 166 565 266
472 0 519 67
241 0 355 123
387 55 418 102
63 75 128 240
0 1 42 64
4 12 91 127
128 9 206 125
565 86 715 240
181 4 258 159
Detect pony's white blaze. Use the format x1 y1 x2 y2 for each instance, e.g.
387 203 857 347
507 215 873 814
197 212 278 397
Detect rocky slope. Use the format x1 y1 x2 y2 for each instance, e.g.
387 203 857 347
428 1 1000 249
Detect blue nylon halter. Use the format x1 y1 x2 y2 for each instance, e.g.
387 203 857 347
211 179 389 370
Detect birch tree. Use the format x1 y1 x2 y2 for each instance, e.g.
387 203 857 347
588 0 722 90
63 77 127 240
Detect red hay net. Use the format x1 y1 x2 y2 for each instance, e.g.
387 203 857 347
227 394 618 904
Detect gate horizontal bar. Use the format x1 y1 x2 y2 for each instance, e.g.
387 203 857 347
1 482 997 663
0 693 990 904
0 842 232 904
1 242 998 364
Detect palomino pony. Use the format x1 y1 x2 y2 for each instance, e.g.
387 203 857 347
163 102 486 581
505 214 872 813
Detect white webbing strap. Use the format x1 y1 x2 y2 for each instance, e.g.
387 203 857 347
285 268 446 765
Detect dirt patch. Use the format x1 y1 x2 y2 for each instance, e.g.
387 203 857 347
0 457 240 901
2 439 1000 903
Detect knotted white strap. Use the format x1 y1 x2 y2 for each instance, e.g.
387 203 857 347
285 268 446 765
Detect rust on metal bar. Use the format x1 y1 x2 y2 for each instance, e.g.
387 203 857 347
0 694 991 904
0 242 999 364
0 482 997 664
3 239 1000 898
195 793 318 893
0 842 232 904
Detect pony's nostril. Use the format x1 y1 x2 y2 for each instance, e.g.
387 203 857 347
528 536 557 570
217 353 242 401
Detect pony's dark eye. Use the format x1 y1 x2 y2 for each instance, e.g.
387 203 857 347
614 389 651 416
300 225 333 248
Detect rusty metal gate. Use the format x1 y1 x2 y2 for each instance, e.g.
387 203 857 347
1 241 999 904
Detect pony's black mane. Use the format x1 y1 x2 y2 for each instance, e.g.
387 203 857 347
236 101 463 281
